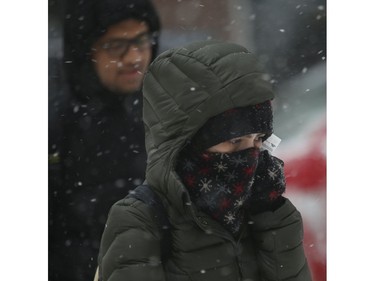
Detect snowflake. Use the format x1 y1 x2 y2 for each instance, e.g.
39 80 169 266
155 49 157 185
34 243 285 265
275 160 283 171
201 196 217 210
267 168 277 180
224 211 236 224
224 171 237 182
214 161 228 173
217 183 231 194
182 159 195 171
234 196 246 209
230 155 247 167
199 178 213 192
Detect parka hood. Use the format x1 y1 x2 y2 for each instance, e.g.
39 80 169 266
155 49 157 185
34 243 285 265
63 0 161 103
142 40 275 212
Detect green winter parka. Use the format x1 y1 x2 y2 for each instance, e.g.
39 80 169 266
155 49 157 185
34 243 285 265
98 41 312 281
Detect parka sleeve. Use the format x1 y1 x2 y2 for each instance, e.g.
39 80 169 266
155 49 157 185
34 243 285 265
250 198 312 281
97 198 166 281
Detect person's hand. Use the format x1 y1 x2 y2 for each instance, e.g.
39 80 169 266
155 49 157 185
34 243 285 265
248 150 286 214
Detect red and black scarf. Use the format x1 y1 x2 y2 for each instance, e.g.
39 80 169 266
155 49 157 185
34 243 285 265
176 147 260 235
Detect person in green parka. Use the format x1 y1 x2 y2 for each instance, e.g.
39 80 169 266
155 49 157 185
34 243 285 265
97 40 312 281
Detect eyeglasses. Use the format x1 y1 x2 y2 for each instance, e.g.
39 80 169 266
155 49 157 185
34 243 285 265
94 32 155 58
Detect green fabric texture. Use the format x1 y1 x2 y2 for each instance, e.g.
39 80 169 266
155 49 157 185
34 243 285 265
98 41 312 281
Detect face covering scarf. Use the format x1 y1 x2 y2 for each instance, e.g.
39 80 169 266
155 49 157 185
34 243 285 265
176 147 260 235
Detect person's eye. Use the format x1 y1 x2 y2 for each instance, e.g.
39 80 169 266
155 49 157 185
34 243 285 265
135 35 152 48
229 138 242 145
103 41 124 50
136 35 148 43
255 134 266 142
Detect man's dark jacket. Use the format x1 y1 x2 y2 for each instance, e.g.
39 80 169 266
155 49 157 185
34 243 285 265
48 0 160 280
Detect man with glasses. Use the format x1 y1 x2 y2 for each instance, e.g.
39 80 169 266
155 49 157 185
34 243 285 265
91 20 156 94
49 1 161 280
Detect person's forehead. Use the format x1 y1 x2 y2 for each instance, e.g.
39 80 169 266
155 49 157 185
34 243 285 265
101 19 149 40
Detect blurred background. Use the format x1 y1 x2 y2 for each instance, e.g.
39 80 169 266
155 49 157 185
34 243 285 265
49 0 326 280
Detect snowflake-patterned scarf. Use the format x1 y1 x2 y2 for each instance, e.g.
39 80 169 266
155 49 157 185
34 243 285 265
176 147 260 235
